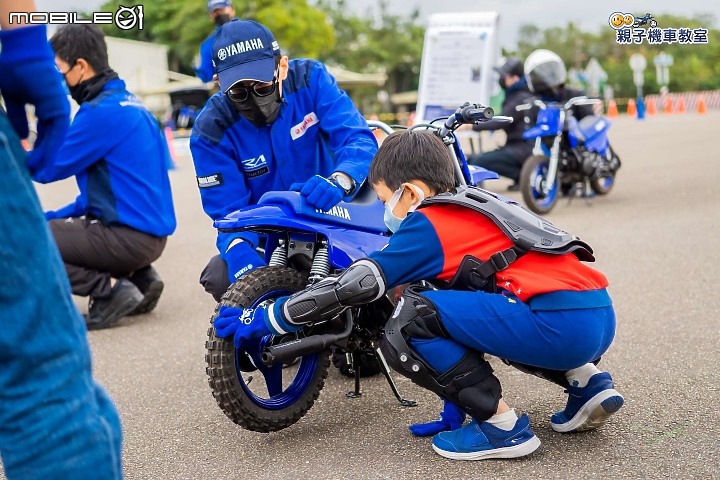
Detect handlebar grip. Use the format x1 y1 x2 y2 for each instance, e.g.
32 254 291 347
461 105 494 122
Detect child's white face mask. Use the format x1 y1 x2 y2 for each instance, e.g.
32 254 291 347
383 183 425 232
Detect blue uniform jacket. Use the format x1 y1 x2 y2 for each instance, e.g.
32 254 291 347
190 58 378 257
35 78 177 238
195 28 220 83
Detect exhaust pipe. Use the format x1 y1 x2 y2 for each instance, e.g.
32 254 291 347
261 314 353 366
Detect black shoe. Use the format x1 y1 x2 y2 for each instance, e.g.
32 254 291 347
127 266 164 315
507 182 521 192
86 278 144 330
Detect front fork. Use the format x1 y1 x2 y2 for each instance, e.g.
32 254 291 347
533 135 562 195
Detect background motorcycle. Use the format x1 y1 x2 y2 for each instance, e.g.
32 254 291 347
205 103 510 432
517 96 622 214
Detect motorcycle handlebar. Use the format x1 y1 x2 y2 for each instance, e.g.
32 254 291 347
564 96 602 109
516 97 602 111
438 103 499 137
516 99 547 111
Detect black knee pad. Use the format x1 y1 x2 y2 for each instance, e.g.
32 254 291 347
381 287 502 422
395 285 450 340
437 350 502 422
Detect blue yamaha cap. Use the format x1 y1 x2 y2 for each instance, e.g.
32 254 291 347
212 19 281 92
207 0 231 12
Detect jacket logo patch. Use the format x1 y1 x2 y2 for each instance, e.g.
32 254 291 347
197 173 223 188
241 154 269 178
291 112 319 140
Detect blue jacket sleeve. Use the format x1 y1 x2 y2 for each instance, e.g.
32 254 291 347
189 130 258 255
44 197 84 220
368 211 446 288
195 35 216 83
310 62 377 194
31 104 129 184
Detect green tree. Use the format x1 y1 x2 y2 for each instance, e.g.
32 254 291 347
317 0 425 109
97 0 335 74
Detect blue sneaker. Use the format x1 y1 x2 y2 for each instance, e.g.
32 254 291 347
551 372 624 433
432 414 541 460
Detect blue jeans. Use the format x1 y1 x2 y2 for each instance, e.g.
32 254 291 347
0 113 123 479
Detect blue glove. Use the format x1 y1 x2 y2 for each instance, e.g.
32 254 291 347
408 399 466 437
290 175 344 211
213 305 273 348
224 240 266 284
0 25 70 174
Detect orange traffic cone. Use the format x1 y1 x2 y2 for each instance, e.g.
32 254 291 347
677 97 686 113
646 98 657 116
663 97 673 114
697 96 707 114
163 126 177 169
626 98 637 117
606 100 618 118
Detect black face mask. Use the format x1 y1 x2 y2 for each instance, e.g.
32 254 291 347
231 87 282 126
67 68 119 105
214 13 231 27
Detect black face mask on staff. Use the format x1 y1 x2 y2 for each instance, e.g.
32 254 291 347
226 67 283 126
214 13 231 27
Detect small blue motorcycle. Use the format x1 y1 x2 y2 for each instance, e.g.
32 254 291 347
205 103 509 432
517 96 622 214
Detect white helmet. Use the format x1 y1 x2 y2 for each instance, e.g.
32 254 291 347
524 49 567 93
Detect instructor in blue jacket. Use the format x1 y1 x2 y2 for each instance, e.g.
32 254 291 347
190 19 377 302
195 0 236 83
38 25 177 330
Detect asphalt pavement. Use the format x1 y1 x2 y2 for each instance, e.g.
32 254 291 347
9 111 720 480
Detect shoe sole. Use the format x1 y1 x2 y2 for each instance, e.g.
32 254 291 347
128 280 164 316
551 389 624 433
86 294 143 330
432 435 541 461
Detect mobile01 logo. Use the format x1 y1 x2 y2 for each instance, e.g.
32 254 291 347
8 5 144 31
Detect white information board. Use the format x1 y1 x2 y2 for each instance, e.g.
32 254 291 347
414 12 500 125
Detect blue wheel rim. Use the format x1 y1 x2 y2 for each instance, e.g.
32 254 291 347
235 289 320 410
530 160 558 208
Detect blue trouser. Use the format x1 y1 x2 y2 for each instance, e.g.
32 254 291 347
409 289 615 378
0 113 123 479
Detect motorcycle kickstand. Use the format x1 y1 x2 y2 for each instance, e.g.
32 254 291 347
374 347 417 407
345 352 362 399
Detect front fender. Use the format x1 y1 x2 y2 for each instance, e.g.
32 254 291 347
214 204 389 268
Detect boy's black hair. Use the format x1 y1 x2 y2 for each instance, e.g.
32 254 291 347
369 130 455 193
50 24 110 72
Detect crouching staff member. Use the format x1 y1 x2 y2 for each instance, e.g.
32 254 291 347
36 25 177 330
210 130 623 461
190 19 375 302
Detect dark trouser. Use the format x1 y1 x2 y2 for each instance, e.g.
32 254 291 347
199 254 230 303
49 217 167 298
468 146 528 184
